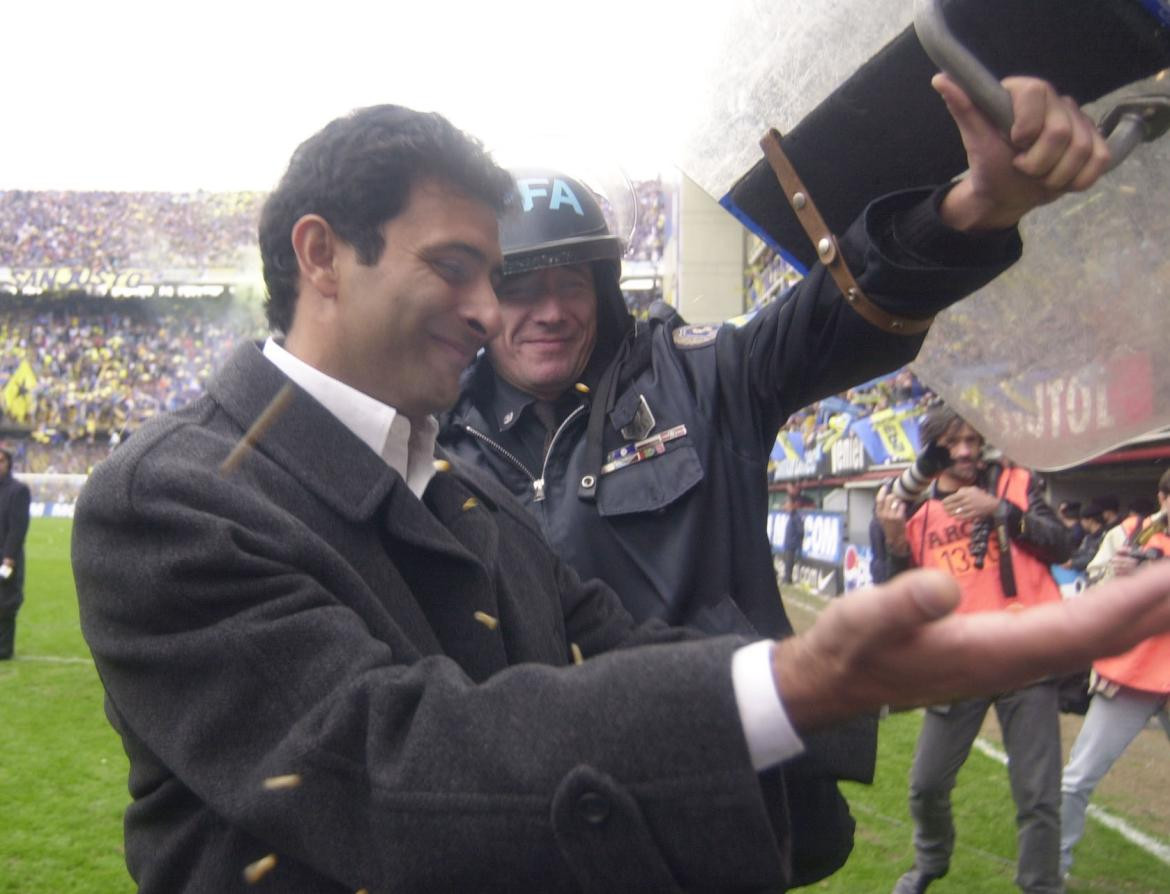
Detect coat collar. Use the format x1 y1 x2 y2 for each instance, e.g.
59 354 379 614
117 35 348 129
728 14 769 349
209 342 397 523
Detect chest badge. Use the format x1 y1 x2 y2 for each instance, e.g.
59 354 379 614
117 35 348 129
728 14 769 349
620 394 657 442
602 424 688 476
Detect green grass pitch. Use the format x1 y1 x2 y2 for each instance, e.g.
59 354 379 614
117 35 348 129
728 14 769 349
2 520 1166 891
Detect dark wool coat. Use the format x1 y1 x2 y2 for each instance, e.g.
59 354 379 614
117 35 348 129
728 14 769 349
73 343 796 893
0 471 30 614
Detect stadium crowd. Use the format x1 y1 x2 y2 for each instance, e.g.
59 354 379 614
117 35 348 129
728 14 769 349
0 183 671 474
627 178 668 262
1 185 668 276
0 180 939 477
0 296 263 473
0 191 265 275
781 367 935 453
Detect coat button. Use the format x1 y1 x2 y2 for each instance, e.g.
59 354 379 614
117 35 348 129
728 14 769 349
473 611 499 631
576 791 610 826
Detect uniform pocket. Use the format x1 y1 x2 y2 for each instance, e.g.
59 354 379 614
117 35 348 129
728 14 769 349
596 444 702 517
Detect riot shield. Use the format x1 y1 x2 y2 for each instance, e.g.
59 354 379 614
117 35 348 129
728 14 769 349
674 0 1170 468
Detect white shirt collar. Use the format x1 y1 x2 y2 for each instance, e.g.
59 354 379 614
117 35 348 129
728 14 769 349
261 338 437 498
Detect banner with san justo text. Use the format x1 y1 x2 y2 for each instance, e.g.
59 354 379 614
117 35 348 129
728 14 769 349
0 267 242 299
936 353 1155 471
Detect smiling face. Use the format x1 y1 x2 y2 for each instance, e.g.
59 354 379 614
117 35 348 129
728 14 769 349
487 263 598 401
292 178 504 423
937 422 984 487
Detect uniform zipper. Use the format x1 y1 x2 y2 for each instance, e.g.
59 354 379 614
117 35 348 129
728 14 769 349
462 404 586 503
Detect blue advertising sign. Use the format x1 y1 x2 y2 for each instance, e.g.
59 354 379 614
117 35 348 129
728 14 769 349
769 510 844 565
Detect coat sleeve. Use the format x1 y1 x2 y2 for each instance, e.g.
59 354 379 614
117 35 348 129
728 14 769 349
712 187 1022 456
998 471 1074 565
72 438 788 892
2 482 30 563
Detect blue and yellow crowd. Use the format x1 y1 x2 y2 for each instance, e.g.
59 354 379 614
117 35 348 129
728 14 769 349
0 296 262 472
0 183 934 474
1 183 935 476
1 190 265 274
0 185 670 473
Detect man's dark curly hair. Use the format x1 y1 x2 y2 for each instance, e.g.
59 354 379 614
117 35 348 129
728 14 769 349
918 402 982 451
259 104 514 334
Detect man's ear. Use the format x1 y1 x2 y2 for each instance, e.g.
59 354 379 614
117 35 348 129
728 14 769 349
290 214 340 299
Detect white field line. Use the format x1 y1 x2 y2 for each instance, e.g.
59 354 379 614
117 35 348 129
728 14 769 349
10 654 93 665
782 588 829 616
974 735 1170 866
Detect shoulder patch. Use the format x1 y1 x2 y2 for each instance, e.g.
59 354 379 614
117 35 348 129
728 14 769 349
671 324 720 349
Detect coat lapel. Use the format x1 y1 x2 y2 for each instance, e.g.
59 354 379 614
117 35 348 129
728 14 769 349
210 344 509 682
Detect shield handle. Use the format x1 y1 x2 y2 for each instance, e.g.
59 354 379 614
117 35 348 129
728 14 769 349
913 0 1162 171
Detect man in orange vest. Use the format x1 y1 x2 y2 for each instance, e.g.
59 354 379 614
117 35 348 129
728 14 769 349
875 403 1073 894
1059 470 1170 879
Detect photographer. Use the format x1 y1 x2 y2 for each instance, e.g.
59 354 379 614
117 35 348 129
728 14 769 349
874 403 1073 894
1060 470 1170 879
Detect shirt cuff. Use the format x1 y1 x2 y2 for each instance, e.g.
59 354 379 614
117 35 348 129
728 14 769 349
731 639 805 771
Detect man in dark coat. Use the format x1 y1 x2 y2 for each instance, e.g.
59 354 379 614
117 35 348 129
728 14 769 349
0 447 31 659
71 95 1162 893
783 492 805 586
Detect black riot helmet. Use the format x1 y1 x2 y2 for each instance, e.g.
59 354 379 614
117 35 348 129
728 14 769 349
499 169 625 275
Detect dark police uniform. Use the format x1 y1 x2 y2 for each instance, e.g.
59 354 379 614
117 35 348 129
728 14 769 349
442 187 1021 640
441 185 1023 883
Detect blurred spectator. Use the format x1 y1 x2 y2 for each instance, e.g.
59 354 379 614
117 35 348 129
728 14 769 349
1125 497 1157 521
782 488 804 585
1066 501 1107 572
1096 494 1121 528
1058 500 1085 550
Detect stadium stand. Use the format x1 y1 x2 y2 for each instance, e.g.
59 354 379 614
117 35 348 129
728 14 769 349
0 185 670 482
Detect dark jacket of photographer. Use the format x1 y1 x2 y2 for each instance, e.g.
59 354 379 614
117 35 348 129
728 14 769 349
884 463 1072 611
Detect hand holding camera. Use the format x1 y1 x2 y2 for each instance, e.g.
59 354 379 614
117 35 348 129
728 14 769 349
890 440 954 503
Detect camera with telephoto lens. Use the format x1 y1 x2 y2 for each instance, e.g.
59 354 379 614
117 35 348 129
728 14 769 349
1129 546 1165 565
890 440 954 503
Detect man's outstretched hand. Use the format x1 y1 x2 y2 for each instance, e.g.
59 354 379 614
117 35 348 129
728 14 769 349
773 560 1170 733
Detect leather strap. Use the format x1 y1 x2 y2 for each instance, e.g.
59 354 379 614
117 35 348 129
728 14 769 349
759 128 934 336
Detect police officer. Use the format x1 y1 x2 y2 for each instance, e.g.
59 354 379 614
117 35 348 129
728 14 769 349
439 74 1110 883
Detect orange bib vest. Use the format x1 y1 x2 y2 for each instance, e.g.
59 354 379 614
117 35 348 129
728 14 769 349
1093 515 1170 694
906 467 1062 615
